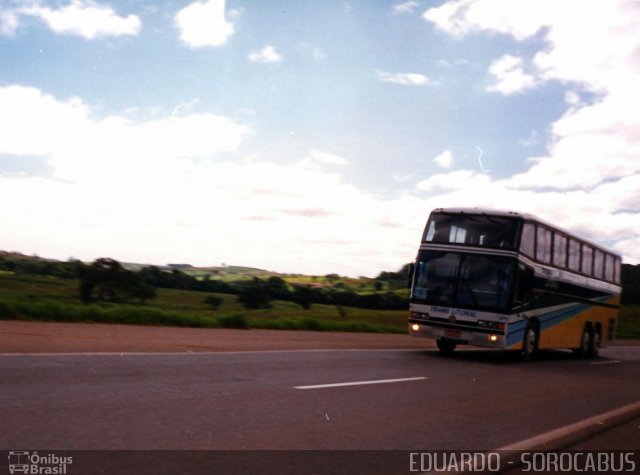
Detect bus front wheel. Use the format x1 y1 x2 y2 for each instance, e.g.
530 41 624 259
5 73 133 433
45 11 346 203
437 339 456 355
521 321 538 362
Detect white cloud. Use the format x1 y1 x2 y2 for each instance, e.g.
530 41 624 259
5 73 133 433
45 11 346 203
248 45 282 64
433 150 454 169
486 54 537 95
0 85 422 276
416 170 491 193
420 0 640 264
0 10 19 36
295 150 349 173
393 1 420 14
436 59 469 68
175 0 234 48
377 71 439 86
1 77 638 273
517 131 539 147
20 0 141 39
295 43 326 62
413 168 640 262
308 150 349 166
423 0 548 40
0 86 250 184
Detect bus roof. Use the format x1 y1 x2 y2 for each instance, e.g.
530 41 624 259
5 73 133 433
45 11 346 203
430 207 621 259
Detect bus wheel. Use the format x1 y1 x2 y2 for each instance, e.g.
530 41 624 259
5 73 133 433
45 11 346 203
588 327 600 358
521 322 538 362
573 324 592 359
437 339 456 355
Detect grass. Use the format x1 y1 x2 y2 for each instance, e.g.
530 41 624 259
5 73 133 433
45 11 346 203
0 273 408 333
1 272 638 338
618 305 640 339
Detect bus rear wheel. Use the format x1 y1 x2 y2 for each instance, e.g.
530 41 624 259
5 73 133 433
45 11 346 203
521 321 538 362
587 325 600 358
573 324 592 359
437 339 456 355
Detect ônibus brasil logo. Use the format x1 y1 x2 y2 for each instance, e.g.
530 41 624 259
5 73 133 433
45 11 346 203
8 451 73 474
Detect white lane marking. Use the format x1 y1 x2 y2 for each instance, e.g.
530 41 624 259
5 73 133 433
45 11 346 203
294 376 427 390
589 360 621 365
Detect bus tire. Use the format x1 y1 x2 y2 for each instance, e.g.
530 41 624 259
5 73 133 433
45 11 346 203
588 325 601 358
521 321 538 362
573 324 592 359
437 339 456 355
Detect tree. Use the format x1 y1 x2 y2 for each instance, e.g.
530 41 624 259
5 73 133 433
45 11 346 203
77 258 156 304
622 264 640 304
129 281 156 304
237 278 273 309
292 285 314 310
264 276 291 300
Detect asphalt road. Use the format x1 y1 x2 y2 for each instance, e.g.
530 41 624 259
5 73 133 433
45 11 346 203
2 346 640 449
2 346 639 474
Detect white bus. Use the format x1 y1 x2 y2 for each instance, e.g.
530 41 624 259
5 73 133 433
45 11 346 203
409 208 622 360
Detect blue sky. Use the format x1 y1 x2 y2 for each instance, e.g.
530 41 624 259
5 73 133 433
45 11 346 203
1 0 639 276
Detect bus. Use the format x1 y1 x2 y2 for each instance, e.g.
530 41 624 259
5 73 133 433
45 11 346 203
408 208 622 360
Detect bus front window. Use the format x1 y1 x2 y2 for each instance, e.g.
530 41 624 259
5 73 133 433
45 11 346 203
413 252 459 305
412 251 516 312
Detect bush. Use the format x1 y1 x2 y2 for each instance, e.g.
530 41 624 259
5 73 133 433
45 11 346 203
0 299 16 319
237 278 273 309
204 295 223 310
218 314 248 329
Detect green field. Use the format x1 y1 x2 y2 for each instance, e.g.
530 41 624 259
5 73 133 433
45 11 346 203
0 272 408 333
618 305 640 339
1 272 638 338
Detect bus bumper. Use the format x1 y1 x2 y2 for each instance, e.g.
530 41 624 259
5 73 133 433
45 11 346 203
409 322 507 349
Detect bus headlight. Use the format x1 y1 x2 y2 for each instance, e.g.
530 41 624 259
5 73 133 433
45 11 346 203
488 334 498 342
411 324 420 332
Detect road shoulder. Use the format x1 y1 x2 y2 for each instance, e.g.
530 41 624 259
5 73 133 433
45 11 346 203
0 320 433 353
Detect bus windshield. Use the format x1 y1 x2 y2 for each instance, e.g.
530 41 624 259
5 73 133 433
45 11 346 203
423 213 520 249
411 251 516 312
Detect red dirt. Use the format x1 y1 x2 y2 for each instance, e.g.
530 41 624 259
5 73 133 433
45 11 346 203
0 320 434 353
2 321 635 354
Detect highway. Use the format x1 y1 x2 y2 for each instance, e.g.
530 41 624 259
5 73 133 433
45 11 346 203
2 346 640 449
1 345 639 473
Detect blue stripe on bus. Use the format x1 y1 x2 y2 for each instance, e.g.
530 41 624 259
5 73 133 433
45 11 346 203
506 303 592 347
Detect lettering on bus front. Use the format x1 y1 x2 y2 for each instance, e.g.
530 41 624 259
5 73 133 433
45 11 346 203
429 306 477 319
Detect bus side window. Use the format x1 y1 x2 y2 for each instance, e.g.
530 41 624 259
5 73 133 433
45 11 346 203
520 223 535 258
593 250 604 280
553 234 567 268
536 226 552 264
582 245 593 276
513 265 534 307
568 239 581 271
605 254 615 282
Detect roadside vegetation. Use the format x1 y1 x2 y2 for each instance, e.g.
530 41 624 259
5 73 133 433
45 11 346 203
0 260 408 334
0 251 638 338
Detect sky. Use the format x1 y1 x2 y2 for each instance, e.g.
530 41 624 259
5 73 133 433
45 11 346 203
0 0 639 277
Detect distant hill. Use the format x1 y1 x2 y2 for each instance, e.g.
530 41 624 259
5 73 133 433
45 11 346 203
0 251 59 263
0 250 294 281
